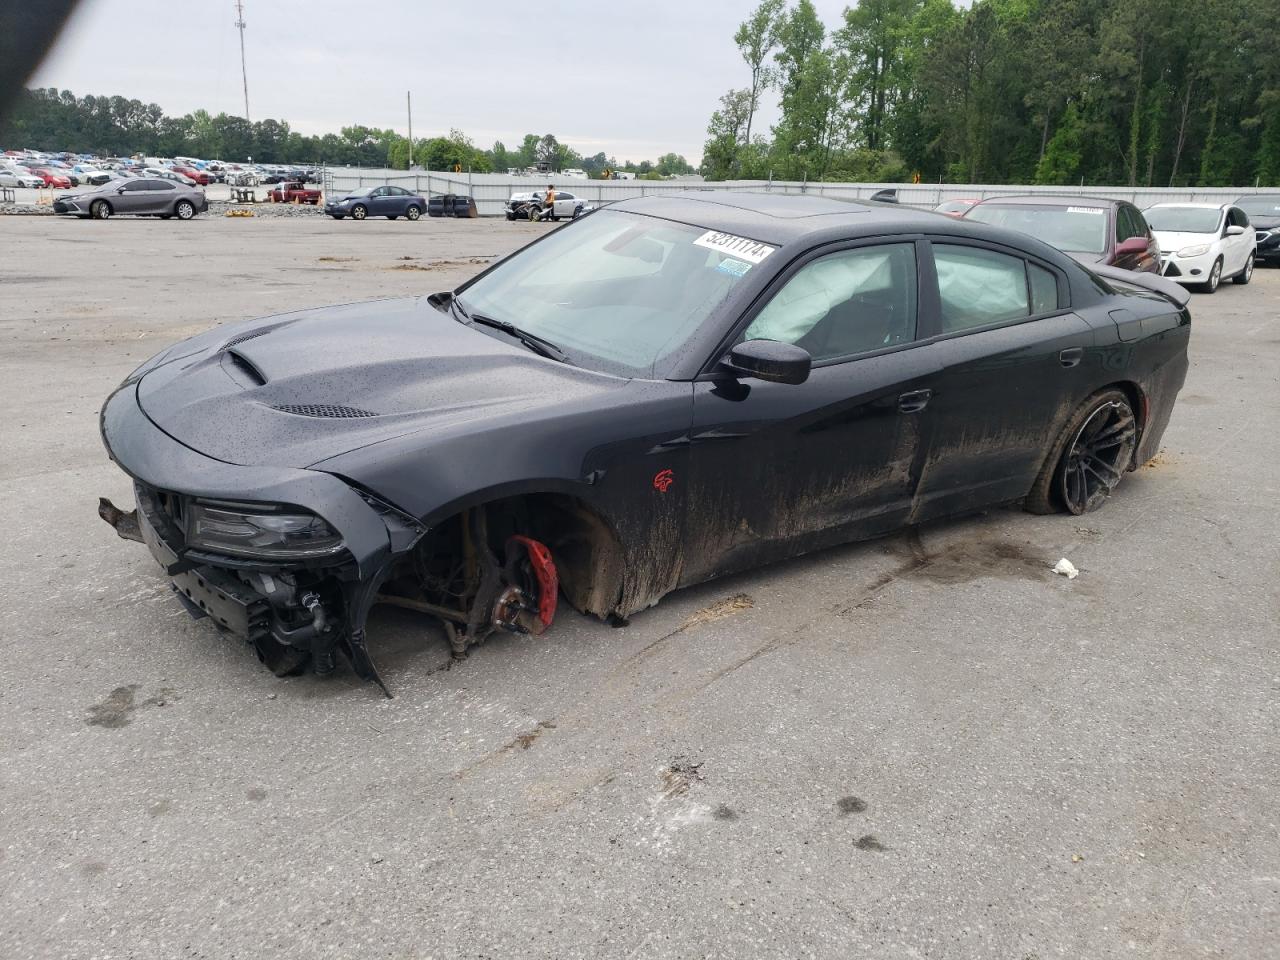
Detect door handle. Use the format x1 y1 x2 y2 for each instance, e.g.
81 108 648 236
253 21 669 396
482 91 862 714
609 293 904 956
898 389 932 414
1059 347 1084 368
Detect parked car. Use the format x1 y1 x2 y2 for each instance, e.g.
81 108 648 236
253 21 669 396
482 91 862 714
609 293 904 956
143 167 197 187
98 191 1190 691
71 165 112 186
54 177 209 220
934 198 980 218
1234 194 1280 266
0 168 44 188
325 185 427 220
964 195 1160 273
1143 203 1255 292
266 181 322 204
172 165 210 186
25 167 72 189
505 190 588 221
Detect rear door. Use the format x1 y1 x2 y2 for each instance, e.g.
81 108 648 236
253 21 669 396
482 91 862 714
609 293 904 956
146 179 178 214
910 239 1095 521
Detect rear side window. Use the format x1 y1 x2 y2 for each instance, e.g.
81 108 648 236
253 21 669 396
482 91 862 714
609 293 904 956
1029 263 1059 314
934 245 1030 332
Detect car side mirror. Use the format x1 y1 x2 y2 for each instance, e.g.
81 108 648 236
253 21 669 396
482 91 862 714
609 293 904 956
1225 225 1246 236
116 187 126 194
1116 236 1149 256
724 339 811 385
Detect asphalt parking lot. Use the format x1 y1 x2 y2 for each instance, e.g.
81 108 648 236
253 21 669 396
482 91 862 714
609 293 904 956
2 214 1278 960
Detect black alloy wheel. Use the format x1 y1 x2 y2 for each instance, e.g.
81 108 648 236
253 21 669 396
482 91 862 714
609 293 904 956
1058 396 1138 515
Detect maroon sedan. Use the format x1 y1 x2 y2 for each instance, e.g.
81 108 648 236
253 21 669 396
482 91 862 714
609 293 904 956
963 195 1160 273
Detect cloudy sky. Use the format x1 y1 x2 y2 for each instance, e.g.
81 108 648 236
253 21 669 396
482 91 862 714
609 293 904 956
32 0 865 164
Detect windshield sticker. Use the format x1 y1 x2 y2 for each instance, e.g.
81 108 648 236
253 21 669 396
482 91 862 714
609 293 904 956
1067 206 1105 215
694 230 777 264
716 257 753 278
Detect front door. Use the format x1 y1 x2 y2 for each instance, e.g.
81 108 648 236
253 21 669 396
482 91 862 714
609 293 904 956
683 240 938 587
113 180 153 214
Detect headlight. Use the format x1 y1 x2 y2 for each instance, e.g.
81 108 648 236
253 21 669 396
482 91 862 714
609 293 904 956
187 502 346 560
1177 244 1210 258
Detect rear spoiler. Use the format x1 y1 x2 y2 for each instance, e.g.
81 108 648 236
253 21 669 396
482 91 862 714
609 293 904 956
1090 264 1191 309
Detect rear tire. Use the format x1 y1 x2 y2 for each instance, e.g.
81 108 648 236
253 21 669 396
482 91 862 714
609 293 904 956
405 205 421 221
90 199 111 220
1233 256 1254 284
351 204 367 220
386 215 398 220
175 199 195 220
1025 388 1138 516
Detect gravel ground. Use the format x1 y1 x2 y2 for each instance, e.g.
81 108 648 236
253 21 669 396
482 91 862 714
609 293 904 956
0 214 1277 960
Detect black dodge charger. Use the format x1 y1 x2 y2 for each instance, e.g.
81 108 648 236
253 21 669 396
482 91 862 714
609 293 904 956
99 193 1191 693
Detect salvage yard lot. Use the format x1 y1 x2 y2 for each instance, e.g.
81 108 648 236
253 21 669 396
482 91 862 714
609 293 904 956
1 214 1277 959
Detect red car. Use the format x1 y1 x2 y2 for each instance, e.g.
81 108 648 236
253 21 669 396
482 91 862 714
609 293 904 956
26 167 72 189
172 165 210 186
964 195 1160 273
265 181 322 204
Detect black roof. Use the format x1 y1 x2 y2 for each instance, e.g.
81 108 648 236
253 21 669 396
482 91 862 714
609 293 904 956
612 191 944 246
971 194 1118 209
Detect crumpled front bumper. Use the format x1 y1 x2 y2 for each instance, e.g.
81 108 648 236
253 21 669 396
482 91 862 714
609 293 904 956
100 380 421 692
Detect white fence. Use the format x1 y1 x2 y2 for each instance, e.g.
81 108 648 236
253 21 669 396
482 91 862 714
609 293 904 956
321 166 1278 218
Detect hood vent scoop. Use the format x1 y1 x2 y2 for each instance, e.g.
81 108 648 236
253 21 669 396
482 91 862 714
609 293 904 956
224 327 274 349
272 403 378 419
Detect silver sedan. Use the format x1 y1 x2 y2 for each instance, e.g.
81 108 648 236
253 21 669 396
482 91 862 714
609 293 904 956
53 177 210 220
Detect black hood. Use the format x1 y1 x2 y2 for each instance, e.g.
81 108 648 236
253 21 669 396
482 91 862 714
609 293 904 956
135 298 625 469
1250 215 1280 230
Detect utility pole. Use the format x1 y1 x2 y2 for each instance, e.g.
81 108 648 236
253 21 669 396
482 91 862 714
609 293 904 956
234 0 250 123
407 91 413 169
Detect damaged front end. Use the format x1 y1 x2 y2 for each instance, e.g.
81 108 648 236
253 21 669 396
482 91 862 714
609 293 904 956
99 481 564 696
100 483 417 693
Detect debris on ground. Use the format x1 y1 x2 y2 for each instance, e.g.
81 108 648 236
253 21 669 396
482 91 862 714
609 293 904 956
661 756 705 798
1053 558 1080 580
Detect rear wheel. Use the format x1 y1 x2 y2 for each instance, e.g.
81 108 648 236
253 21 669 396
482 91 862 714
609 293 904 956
1200 257 1222 293
175 199 195 220
351 204 367 221
386 214 398 220
90 199 111 220
405 205 421 221
1233 256 1254 284
1025 389 1137 516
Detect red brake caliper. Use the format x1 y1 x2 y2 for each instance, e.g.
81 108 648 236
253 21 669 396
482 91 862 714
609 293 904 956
507 535 558 628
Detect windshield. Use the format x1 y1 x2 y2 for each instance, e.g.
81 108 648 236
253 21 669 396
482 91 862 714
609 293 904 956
966 203 1108 254
1143 207 1222 233
1236 196 1280 217
457 210 760 378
